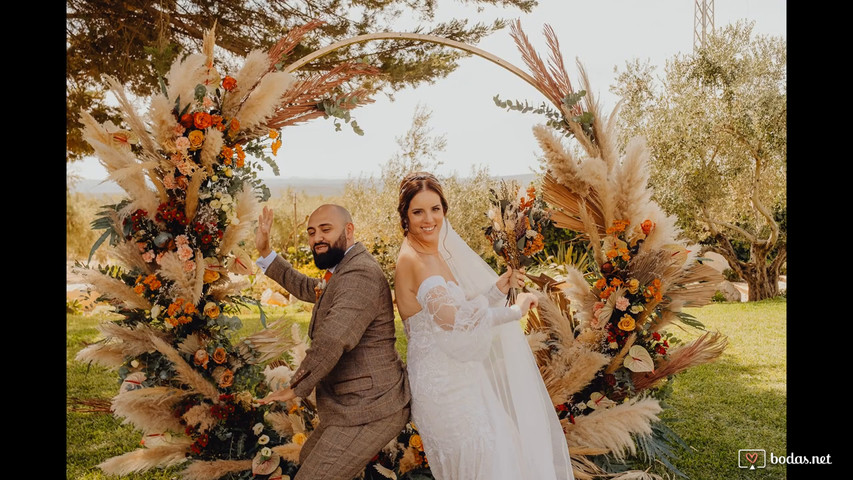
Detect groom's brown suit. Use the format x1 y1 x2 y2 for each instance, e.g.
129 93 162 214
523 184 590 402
264 242 410 479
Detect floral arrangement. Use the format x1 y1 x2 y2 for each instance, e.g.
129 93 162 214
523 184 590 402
70 22 384 480
504 22 729 478
483 180 550 303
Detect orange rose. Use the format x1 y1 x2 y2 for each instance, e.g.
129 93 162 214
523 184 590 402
641 219 655 236
213 347 227 364
229 118 240 133
618 314 636 331
194 349 210 368
204 302 220 319
217 368 234 388
188 130 205 150
204 269 221 284
409 434 423 450
193 112 212 129
222 76 237 91
211 114 223 127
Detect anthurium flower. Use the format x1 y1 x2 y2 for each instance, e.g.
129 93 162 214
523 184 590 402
623 345 655 372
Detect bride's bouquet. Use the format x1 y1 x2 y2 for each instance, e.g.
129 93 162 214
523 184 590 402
483 180 550 304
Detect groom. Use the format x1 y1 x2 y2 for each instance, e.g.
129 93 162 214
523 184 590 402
255 204 411 480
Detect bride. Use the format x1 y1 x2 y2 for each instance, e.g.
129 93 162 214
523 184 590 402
394 172 574 480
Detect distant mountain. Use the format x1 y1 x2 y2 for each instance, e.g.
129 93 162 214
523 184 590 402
69 173 538 199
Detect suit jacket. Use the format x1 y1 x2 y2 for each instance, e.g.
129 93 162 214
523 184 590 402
264 242 411 426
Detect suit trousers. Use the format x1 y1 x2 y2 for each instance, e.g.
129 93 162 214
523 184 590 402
295 405 411 480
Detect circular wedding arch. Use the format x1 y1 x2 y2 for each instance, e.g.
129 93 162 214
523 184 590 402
283 32 562 113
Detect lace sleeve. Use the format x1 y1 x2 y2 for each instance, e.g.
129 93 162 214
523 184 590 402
421 279 521 362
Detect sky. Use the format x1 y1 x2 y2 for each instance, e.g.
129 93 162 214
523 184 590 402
66 0 787 183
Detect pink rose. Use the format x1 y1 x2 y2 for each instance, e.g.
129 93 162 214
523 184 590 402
163 173 177 190
175 136 190 151
177 244 194 262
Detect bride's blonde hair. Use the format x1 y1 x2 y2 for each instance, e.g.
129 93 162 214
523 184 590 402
397 171 449 236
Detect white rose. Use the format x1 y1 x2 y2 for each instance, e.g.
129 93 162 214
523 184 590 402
210 199 221 209
220 193 232 205
630 305 645 314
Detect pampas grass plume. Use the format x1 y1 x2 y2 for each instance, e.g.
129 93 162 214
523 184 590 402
565 397 661 460
98 444 189 476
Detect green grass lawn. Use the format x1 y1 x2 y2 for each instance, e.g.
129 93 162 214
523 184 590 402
67 299 785 480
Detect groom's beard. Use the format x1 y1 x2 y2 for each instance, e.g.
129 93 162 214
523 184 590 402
312 231 348 270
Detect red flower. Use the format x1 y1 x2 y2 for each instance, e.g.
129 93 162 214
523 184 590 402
202 234 213 244
222 76 237 91
656 345 667 355
652 332 662 341
180 113 194 128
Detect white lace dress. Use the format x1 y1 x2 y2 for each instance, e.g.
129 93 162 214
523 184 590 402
405 275 566 480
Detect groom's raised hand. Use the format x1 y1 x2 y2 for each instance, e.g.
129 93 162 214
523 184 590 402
255 206 274 258
257 387 296 405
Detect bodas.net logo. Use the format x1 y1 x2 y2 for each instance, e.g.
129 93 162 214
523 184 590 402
738 449 766 469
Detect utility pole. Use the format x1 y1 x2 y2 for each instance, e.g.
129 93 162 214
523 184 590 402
694 0 715 52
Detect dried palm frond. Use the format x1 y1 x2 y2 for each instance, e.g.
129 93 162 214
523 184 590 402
632 331 728 391
111 386 188 434
68 268 152 311
98 443 190 476
180 459 252 480
261 59 381 133
541 172 606 236
565 397 661 460
663 263 724 309
148 334 220 400
177 333 204 356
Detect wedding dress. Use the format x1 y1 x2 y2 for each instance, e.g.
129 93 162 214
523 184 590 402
404 220 574 480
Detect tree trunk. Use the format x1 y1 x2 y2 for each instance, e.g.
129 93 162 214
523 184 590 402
710 234 783 302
